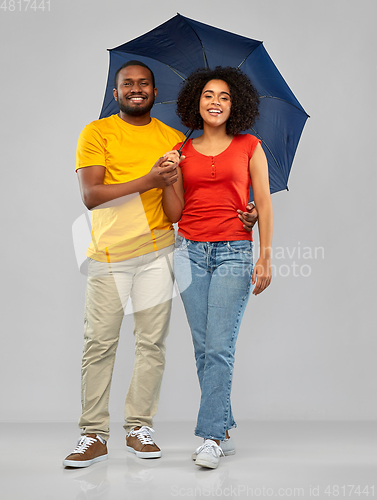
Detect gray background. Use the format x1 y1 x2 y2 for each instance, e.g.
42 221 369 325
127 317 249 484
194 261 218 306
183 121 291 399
0 0 376 426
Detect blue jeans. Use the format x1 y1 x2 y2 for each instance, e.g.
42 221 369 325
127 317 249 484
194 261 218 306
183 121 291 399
174 236 253 441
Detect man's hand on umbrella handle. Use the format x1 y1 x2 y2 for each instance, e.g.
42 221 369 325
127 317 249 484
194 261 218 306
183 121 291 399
252 257 272 295
148 156 178 188
237 203 258 232
158 150 185 186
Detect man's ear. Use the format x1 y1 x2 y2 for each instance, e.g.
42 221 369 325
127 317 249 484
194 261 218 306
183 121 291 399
113 88 118 101
154 88 157 100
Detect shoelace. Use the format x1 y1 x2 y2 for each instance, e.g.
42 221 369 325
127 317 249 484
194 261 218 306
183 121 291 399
72 436 97 455
196 439 224 458
130 426 156 445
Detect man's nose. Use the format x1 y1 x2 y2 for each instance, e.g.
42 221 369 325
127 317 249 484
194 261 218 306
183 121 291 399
131 84 142 92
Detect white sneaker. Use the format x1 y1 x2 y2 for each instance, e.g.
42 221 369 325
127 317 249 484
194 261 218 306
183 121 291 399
194 439 224 469
192 436 235 460
220 436 236 456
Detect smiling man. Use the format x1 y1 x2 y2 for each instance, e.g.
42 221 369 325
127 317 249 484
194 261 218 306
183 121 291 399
63 61 186 467
116 64 156 118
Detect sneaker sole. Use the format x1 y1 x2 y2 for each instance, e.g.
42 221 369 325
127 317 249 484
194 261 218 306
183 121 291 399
192 449 235 460
222 449 236 456
126 446 161 459
195 457 219 469
63 453 108 468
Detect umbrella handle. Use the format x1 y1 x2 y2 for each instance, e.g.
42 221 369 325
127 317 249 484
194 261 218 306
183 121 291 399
177 129 194 156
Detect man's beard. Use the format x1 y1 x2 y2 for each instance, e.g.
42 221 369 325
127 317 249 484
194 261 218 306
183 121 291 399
117 95 155 117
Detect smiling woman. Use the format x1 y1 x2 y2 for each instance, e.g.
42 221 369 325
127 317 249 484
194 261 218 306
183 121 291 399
167 66 273 470
198 80 232 140
176 66 259 134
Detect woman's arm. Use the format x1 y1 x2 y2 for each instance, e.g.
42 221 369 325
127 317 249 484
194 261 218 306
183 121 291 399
249 143 273 295
161 150 185 223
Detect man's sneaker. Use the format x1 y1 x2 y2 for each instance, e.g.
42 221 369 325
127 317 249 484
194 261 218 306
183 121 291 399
126 426 162 458
192 436 235 460
63 434 108 468
195 439 224 469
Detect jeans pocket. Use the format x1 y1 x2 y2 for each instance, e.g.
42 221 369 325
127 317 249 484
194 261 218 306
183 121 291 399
226 240 253 256
175 235 191 251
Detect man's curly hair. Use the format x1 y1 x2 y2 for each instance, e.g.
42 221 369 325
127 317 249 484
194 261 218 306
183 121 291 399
176 66 260 135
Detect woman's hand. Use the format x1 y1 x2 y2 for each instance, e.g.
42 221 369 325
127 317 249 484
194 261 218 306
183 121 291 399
162 150 183 165
252 257 272 295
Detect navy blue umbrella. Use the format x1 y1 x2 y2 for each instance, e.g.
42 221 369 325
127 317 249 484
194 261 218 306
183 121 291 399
100 13 309 197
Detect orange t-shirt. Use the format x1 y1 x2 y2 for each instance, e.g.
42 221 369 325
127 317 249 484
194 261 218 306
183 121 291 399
174 134 260 242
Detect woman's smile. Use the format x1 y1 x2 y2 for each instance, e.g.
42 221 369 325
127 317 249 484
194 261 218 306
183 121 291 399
199 79 231 127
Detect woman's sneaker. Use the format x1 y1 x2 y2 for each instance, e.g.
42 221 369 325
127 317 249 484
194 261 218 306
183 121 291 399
220 436 236 456
192 436 235 460
63 434 108 468
194 439 224 469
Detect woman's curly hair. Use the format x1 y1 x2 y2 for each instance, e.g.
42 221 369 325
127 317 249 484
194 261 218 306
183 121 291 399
176 66 260 135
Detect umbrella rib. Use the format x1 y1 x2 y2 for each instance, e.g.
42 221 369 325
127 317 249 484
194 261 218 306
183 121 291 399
182 18 209 68
114 48 187 83
154 100 178 105
238 46 309 117
250 127 288 190
167 65 186 80
259 95 310 116
202 48 209 69
237 45 262 70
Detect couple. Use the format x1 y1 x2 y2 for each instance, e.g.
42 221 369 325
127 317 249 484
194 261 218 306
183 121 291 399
63 60 273 470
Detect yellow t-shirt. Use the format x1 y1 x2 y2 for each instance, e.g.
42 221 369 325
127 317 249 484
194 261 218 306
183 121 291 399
76 114 185 262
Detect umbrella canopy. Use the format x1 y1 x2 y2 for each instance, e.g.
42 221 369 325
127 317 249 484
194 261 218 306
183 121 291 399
99 13 309 197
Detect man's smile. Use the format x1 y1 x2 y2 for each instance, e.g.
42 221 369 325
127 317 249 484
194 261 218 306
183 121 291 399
128 95 147 103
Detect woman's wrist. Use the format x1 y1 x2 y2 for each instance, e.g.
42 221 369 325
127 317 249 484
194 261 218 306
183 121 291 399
258 248 271 260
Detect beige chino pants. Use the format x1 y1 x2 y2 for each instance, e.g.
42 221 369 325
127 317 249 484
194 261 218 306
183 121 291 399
78 245 174 441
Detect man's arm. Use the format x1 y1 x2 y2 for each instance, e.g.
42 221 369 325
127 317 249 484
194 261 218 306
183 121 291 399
77 156 178 210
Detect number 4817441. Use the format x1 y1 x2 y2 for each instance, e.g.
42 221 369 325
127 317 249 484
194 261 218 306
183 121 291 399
1 0 51 11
